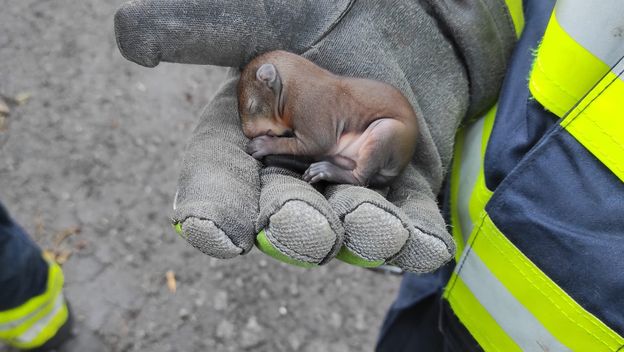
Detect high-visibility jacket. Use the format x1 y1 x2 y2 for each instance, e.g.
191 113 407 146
443 0 624 350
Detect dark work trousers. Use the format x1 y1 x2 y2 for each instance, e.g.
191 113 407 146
0 202 48 311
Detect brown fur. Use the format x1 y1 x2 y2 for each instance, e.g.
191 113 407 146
237 50 418 187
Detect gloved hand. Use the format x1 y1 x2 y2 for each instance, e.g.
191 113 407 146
114 0 505 272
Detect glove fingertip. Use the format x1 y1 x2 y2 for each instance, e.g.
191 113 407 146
176 217 244 259
335 246 385 268
114 1 160 67
389 227 455 273
255 230 318 269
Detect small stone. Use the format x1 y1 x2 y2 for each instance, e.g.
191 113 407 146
354 311 366 331
215 320 235 340
213 290 228 311
194 289 207 307
178 308 190 320
278 306 288 315
289 335 302 350
329 312 342 328
135 329 146 339
289 283 299 296
246 316 261 331
136 82 146 92
240 317 265 349
259 289 269 299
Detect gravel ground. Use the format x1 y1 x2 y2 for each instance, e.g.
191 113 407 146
0 1 401 351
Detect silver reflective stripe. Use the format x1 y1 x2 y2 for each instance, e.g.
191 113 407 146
457 118 484 244
458 249 571 351
556 0 624 68
14 294 65 344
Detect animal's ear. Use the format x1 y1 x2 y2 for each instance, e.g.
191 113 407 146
256 63 277 84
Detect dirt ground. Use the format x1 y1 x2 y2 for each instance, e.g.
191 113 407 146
0 1 401 351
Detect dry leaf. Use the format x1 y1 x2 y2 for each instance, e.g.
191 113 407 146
43 248 73 266
55 249 73 265
43 249 56 262
53 226 81 247
0 98 9 116
166 270 177 293
74 239 88 251
34 214 45 236
0 98 8 133
14 92 31 105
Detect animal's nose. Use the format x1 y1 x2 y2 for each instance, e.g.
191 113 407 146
282 129 294 137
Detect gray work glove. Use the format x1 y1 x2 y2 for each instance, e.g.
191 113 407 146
114 0 514 272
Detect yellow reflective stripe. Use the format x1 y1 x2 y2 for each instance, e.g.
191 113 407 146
0 261 69 349
562 63 624 183
467 108 495 223
503 0 524 37
444 274 521 351
555 0 624 66
472 214 624 351
529 12 611 118
10 298 68 349
0 260 63 325
450 106 496 261
455 245 569 350
0 293 57 340
0 261 63 340
480 106 496 157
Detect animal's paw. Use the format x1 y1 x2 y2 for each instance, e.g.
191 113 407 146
303 161 358 184
246 135 274 159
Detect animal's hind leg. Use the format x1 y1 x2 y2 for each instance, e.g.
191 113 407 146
303 161 360 184
303 119 409 186
351 118 408 187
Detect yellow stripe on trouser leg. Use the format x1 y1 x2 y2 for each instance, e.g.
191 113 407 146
464 215 624 351
0 260 69 349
